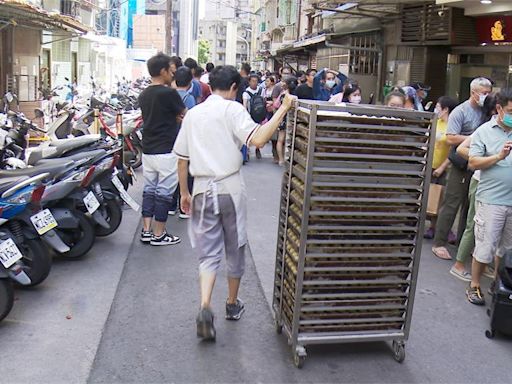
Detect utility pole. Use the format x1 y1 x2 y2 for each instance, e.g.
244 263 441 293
165 0 173 54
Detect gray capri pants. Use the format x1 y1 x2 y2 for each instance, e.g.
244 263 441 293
192 192 246 278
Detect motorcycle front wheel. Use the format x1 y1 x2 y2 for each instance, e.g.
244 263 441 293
18 238 52 287
0 279 14 322
130 144 143 169
57 209 96 260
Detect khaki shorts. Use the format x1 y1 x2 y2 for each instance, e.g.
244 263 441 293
473 201 512 264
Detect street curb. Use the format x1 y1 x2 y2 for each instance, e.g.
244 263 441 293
85 217 143 384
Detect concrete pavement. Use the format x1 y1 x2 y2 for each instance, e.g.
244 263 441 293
0 180 144 383
1 150 511 383
89 151 511 383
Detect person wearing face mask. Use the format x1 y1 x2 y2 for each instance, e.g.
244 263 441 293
424 96 458 240
411 82 431 111
465 89 512 305
341 84 362 104
432 77 492 261
313 68 347 101
450 94 498 283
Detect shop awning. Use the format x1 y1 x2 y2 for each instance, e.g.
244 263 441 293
0 0 90 33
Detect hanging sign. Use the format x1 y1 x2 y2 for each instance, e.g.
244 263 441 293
477 16 512 44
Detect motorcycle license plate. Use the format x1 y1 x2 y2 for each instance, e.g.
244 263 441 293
30 209 58 235
0 238 23 268
83 191 101 214
112 175 140 212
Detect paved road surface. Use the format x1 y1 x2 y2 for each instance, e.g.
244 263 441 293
89 152 511 383
1 150 511 383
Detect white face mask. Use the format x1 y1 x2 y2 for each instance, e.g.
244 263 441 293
476 93 487 107
326 80 336 89
434 106 442 115
350 95 362 104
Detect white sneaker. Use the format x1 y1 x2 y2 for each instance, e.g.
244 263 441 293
179 212 190 219
168 210 177 216
150 232 181 246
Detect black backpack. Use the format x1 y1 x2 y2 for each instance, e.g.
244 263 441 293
247 88 266 123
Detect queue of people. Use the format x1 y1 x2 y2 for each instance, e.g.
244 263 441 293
139 51 511 344
138 53 295 341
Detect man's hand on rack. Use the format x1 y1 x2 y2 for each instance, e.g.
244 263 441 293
282 94 298 111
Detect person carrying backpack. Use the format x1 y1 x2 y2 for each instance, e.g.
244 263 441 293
169 66 196 219
243 74 266 159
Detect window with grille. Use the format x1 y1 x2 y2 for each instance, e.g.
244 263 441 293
349 34 379 76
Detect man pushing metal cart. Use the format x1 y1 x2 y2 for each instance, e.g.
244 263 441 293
272 100 437 368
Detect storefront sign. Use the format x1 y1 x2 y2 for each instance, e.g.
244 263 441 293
477 16 512 44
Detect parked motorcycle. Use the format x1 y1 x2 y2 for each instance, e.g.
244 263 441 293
0 174 54 286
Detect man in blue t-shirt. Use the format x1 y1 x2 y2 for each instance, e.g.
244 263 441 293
184 58 203 104
466 88 512 305
169 66 195 218
175 67 196 110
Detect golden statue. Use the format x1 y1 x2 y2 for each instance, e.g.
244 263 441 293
491 20 505 41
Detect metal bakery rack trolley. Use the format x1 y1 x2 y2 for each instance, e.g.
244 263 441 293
272 100 436 368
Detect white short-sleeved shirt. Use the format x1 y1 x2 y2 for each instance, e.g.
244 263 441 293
242 86 263 105
174 94 259 182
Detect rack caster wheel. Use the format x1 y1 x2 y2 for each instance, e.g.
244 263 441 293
275 319 283 334
293 346 307 369
392 340 406 363
485 329 495 339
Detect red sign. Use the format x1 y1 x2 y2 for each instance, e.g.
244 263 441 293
476 16 512 44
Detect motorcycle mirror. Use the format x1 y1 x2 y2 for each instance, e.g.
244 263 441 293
64 77 69 81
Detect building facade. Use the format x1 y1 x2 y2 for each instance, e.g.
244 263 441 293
251 0 512 104
142 0 199 59
198 0 252 66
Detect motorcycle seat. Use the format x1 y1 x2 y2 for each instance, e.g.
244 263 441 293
48 134 101 148
0 161 75 180
27 135 101 165
0 176 29 195
37 149 106 165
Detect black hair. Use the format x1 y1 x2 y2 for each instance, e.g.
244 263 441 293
249 74 260 82
342 84 361 102
209 65 241 91
184 58 198 69
206 62 214 72
296 70 305 78
240 63 251 75
305 68 316 76
385 91 406 105
483 92 498 119
169 56 182 68
283 76 298 95
175 66 193 88
266 76 276 84
195 66 205 77
146 52 172 77
497 89 512 108
437 96 458 114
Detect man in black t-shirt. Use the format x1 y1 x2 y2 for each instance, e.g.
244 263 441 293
295 68 316 100
235 63 251 104
138 52 185 246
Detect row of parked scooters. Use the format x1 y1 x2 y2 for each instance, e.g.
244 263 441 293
0 110 139 322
